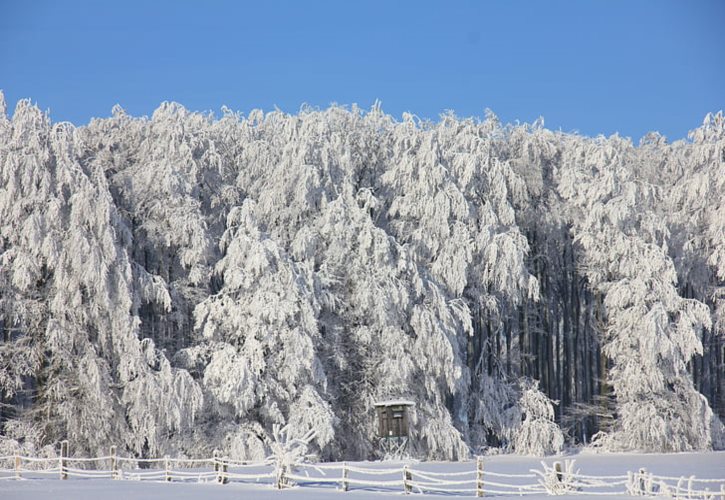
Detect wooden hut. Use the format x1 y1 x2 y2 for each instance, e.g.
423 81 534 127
374 400 415 457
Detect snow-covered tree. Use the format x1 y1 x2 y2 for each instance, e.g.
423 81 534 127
0 97 202 457
189 200 333 459
1 91 721 459
558 134 716 451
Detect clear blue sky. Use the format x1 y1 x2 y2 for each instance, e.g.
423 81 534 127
1 1 723 140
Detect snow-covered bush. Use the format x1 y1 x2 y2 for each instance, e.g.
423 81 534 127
512 380 564 456
265 424 317 488
536 459 580 495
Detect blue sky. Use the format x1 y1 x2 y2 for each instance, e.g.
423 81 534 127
1 1 723 140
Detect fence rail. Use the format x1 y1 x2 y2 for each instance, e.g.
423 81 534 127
1 448 724 498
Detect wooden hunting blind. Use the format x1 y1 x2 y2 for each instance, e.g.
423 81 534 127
374 400 414 457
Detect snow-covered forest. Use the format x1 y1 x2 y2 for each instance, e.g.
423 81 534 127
0 92 723 461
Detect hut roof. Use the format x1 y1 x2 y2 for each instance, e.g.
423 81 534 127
373 399 415 407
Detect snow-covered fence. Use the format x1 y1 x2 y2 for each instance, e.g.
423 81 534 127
1 454 724 498
623 468 725 499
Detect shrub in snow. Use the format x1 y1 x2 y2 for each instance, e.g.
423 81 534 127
265 424 317 489
536 459 580 495
0 420 57 469
625 468 659 496
512 380 564 456
222 422 268 462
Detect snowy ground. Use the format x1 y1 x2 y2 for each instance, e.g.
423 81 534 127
1 451 723 499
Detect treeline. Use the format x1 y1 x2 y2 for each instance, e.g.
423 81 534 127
0 93 723 460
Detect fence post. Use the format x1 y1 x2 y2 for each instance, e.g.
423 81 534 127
15 454 21 480
221 456 228 485
110 446 117 480
213 450 221 483
476 456 484 497
341 461 348 492
554 461 563 483
279 462 290 490
60 440 69 480
165 456 171 482
403 464 412 494
638 468 646 495
275 463 285 489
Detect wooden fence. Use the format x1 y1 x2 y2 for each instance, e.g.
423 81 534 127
1 444 724 498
